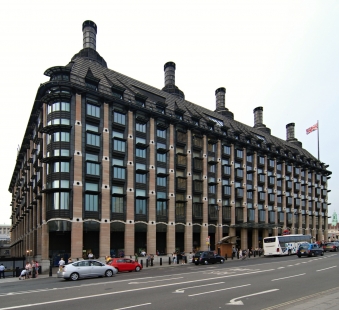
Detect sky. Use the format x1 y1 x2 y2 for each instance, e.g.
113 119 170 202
0 0 338 226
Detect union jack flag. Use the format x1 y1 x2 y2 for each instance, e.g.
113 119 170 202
306 123 318 135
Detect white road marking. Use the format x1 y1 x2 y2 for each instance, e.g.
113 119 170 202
173 282 224 293
226 289 279 305
316 266 337 272
188 284 251 297
271 273 305 281
113 303 151 310
0 269 275 309
277 267 284 269
129 277 183 284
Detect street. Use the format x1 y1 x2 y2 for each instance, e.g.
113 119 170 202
0 253 338 310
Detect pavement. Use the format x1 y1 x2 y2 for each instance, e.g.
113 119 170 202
0 255 338 309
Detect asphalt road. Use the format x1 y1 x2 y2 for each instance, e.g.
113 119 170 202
0 253 338 310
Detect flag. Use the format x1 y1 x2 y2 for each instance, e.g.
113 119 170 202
306 123 318 135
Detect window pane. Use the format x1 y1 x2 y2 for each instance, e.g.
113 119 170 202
112 197 124 213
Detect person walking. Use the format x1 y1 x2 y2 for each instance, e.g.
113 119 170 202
242 249 247 260
25 261 32 279
58 257 65 271
232 247 237 259
172 252 177 264
35 261 39 277
0 264 5 279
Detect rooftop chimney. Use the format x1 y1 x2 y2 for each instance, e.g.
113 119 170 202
82 20 97 50
162 62 185 99
286 123 302 147
253 106 271 134
215 87 234 119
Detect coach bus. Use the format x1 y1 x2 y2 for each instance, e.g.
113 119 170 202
263 234 312 256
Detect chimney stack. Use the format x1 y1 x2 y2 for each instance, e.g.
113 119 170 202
215 87 234 119
253 106 270 134
162 62 185 99
82 20 97 50
286 123 302 147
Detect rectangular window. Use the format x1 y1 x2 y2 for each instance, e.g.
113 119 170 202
157 167 166 174
157 201 167 216
209 164 216 173
86 124 99 132
136 199 146 214
112 185 124 194
157 153 167 162
175 203 185 217
113 139 126 152
112 158 124 166
85 182 99 191
113 111 126 125
157 176 167 187
86 162 100 175
112 130 124 139
86 133 100 147
87 103 100 118
236 149 243 159
223 145 231 155
136 163 146 171
136 173 146 183
85 194 98 211
136 122 146 133
208 143 216 152
208 185 216 194
53 132 70 142
136 148 146 158
157 142 166 150
113 167 125 179
157 128 166 138
112 197 124 213
48 192 69 210
86 153 99 161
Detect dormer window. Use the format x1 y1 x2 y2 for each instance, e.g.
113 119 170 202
175 113 183 120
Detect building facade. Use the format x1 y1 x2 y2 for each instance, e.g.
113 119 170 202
0 224 11 257
9 21 331 270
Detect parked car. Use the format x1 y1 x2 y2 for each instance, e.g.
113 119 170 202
297 243 324 257
193 251 225 265
109 258 142 272
57 260 117 281
323 242 339 252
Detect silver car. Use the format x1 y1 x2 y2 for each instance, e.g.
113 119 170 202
57 260 117 281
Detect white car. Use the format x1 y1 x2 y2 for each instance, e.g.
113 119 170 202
57 260 117 281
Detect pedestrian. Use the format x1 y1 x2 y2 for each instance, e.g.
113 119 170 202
181 252 186 264
25 261 32 279
189 252 193 263
35 261 39 277
88 252 94 259
242 249 247 260
172 252 177 264
232 247 236 259
0 264 5 279
68 258 73 264
134 253 138 262
19 269 26 280
238 249 242 260
31 260 36 277
58 257 65 271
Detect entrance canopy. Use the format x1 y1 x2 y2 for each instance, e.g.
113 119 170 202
218 235 237 244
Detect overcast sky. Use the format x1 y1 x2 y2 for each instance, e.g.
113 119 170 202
0 0 338 226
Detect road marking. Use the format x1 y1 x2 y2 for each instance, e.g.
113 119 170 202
226 289 279 305
0 269 274 309
271 273 305 281
316 266 337 272
277 267 284 269
173 282 224 293
188 284 251 297
129 277 183 284
113 303 151 310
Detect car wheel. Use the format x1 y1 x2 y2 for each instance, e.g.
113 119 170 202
135 266 141 272
220 259 224 264
70 272 79 281
105 269 113 277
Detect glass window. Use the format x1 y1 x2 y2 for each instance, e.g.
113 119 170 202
86 162 100 175
48 101 70 113
136 122 146 133
112 185 124 194
113 167 125 179
47 192 69 210
87 103 100 118
136 163 146 170
136 199 146 214
113 139 126 152
86 153 99 161
136 173 146 183
208 143 216 152
86 124 99 132
136 189 146 197
208 185 216 194
158 142 166 149
51 132 70 142
85 182 99 191
113 111 126 125
85 194 99 211
209 164 216 173
157 153 166 162
112 158 124 166
112 197 124 213
112 130 124 139
157 176 167 187
87 133 100 147
51 149 70 157
136 148 146 158
136 137 146 144
49 162 69 173
157 128 166 138
157 167 166 174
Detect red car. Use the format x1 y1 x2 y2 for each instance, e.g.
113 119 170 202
109 258 142 272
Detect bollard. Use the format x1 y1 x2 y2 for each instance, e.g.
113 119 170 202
32 267 36 278
151 258 153 267
225 254 227 260
259 250 261 257
177 257 179 264
49 259 53 277
237 252 239 259
146 259 149 267
168 257 171 265
160 258 162 266
140 259 143 267
254 251 256 257
185 256 187 264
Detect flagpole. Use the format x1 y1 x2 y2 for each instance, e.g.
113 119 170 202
317 120 320 161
